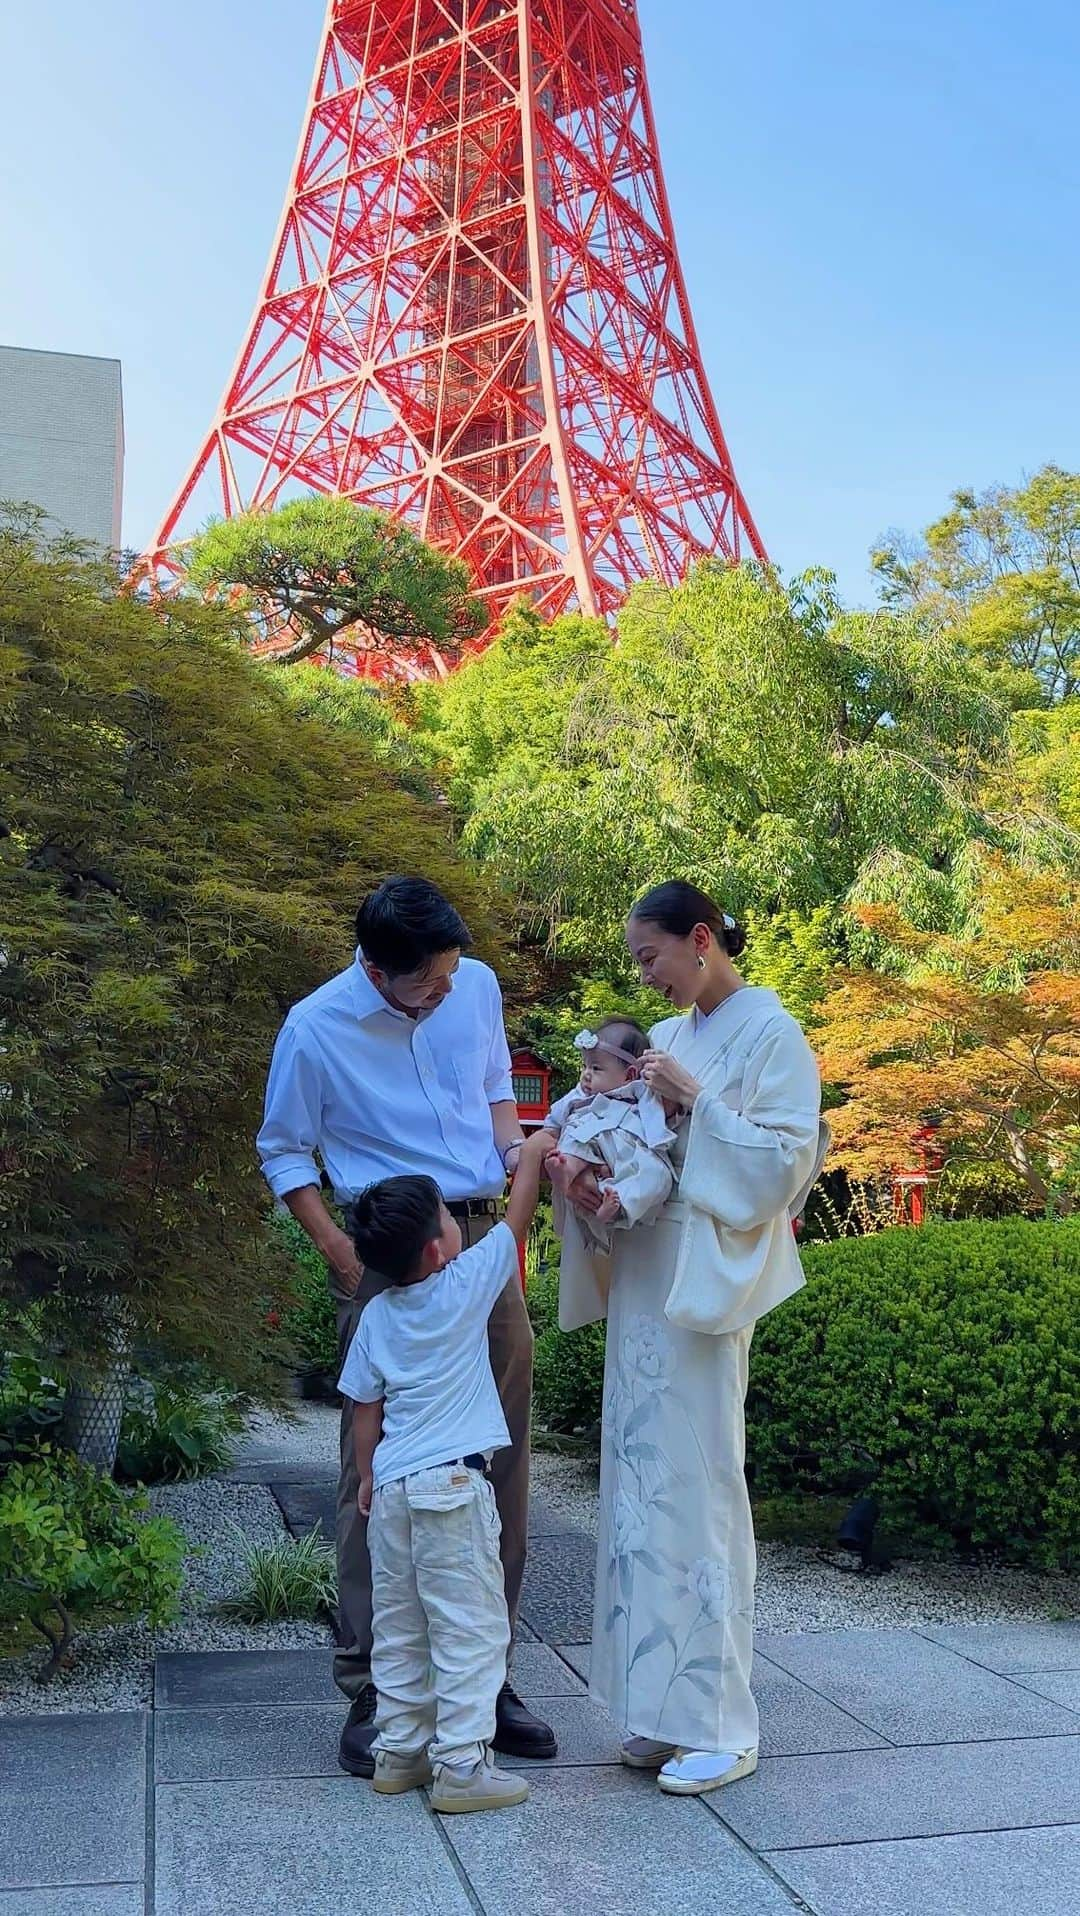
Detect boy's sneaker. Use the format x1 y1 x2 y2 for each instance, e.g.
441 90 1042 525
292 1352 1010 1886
429 1755 529 1814
372 1749 434 1794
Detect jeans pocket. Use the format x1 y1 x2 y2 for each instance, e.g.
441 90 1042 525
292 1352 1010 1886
404 1464 475 1514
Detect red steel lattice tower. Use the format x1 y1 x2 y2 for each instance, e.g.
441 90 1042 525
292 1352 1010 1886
148 0 765 659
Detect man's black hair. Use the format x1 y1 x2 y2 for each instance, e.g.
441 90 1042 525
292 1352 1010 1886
355 876 472 978
350 1174 445 1285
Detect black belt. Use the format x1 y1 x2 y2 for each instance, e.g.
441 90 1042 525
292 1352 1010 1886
446 1198 500 1220
440 1453 489 1474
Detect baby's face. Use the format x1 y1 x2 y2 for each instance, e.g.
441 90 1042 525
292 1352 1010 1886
581 1047 635 1097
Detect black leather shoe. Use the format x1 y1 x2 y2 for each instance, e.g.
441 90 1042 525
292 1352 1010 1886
338 1682 378 1777
491 1681 558 1759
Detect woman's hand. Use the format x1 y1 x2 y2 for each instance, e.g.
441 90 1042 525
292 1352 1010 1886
568 1167 606 1214
640 1049 702 1110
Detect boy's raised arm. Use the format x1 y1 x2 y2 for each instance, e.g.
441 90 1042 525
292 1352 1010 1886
504 1130 554 1245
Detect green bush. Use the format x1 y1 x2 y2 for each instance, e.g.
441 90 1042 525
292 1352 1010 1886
116 1381 245 1483
0 1446 185 1678
527 1227 606 1435
0 1351 64 1462
750 1219 1080 1568
528 1217 1080 1567
273 1212 339 1377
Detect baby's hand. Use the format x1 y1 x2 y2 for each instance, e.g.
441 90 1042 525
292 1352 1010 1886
595 1186 623 1225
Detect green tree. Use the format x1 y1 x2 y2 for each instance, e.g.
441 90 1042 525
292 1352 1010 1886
0 511 506 1399
415 561 1028 977
872 466 1080 703
185 496 488 668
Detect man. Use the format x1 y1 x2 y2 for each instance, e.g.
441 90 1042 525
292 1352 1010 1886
257 875 556 1775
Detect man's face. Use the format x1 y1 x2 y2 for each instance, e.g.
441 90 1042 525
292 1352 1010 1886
367 947 461 1015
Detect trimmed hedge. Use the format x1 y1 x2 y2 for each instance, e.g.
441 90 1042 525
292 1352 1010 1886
529 1219 1080 1568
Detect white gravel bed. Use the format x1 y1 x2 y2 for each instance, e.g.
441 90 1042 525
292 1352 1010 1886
226 1401 340 1475
529 1448 1080 1632
0 1477 332 1718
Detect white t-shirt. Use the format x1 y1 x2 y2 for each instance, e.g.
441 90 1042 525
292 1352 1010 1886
338 1222 517 1489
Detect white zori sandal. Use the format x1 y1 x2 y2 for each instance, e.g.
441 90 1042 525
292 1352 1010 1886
657 1748 758 1796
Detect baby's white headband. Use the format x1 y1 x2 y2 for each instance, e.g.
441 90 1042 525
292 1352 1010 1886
574 1028 641 1067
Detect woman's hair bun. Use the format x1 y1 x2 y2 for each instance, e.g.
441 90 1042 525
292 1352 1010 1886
723 920 747 959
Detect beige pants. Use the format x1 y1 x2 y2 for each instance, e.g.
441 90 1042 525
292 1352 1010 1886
330 1212 534 1701
370 1464 509 1768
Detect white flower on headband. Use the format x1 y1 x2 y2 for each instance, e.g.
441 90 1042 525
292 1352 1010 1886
723 912 736 929
574 1029 599 1052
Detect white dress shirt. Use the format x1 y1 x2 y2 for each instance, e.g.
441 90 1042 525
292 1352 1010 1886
257 953 515 1204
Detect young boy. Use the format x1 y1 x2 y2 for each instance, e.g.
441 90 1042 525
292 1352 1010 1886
338 1127 551 1815
541 1019 678 1248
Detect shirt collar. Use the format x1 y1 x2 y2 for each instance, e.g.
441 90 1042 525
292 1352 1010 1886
350 950 410 1024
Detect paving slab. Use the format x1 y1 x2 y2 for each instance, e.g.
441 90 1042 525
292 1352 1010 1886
1011 1669 1080 1712
226 1461 336 1485
528 1494 587 1539
710 1735 1080 1851
755 1626 1080 1744
497 1693 625 1769
156 1703 342 1782
510 1641 587 1696
0 1893 144 1916
441 1765 797 1916
271 1481 336 1540
753 1654 889 1758
920 1621 1080 1673
155 1648 336 1710
767 1823 1080 1916
0 1713 145 1892
155 1777 473 1916
520 1532 598 1641
554 1642 591 1682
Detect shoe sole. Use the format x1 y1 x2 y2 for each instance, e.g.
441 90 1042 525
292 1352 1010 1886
430 1786 530 1814
372 1774 432 1795
620 1745 677 1770
657 1751 759 1796
338 1753 376 1779
490 1735 558 1760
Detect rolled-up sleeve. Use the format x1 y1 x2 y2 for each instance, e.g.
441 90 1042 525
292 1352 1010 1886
257 1021 323 1199
483 975 516 1103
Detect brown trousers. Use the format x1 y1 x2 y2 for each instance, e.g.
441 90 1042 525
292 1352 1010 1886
329 1213 534 1701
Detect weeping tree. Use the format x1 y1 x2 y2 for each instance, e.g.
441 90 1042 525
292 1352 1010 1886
185 495 488 668
0 508 506 1464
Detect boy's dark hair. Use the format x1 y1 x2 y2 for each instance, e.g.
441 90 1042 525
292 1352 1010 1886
596 1017 649 1061
350 1174 444 1285
355 876 472 978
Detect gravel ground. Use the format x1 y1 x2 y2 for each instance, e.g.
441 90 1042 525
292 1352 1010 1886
529 1449 1080 1632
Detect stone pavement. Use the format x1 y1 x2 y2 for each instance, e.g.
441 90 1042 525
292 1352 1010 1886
5 1486 1080 1913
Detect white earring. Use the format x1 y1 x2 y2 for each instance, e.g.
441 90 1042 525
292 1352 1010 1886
697 954 706 971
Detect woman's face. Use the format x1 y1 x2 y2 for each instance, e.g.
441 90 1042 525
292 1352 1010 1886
626 915 702 1007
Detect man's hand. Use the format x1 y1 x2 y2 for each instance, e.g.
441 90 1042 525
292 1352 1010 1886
357 1473 373 1519
324 1222 363 1292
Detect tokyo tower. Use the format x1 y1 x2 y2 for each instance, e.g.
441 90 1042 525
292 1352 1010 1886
148 0 765 657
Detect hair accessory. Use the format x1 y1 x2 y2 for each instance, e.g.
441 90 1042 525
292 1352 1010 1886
722 912 736 930
574 1028 641 1067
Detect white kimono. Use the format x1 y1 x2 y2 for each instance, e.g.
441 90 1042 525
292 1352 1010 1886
579 987 827 1754
548 1080 677 1254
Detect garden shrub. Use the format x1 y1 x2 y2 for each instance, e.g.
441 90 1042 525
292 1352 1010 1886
528 1218 1080 1567
274 1212 339 1377
0 1446 185 1677
750 1219 1080 1568
116 1381 245 1483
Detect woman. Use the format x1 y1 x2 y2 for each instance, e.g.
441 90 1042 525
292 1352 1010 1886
558 881 827 1797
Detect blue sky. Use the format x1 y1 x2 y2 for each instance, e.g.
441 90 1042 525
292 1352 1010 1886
1 0 1077 604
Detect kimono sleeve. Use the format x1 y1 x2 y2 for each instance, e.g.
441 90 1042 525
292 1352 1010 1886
679 1018 823 1232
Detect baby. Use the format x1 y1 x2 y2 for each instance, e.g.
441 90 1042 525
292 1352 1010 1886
540 1019 678 1249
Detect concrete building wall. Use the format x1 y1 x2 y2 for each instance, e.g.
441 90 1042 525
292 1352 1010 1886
0 345 124 550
